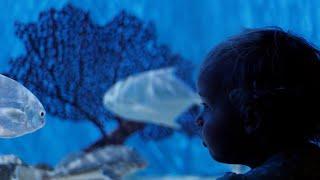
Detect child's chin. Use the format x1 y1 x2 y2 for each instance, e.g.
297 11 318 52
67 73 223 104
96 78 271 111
209 148 236 164
208 148 223 162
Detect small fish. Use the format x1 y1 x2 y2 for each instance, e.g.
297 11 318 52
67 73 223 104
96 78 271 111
0 74 46 138
103 67 201 129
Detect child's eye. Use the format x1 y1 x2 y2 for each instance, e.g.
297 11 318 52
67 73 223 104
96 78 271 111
199 103 211 113
202 103 209 108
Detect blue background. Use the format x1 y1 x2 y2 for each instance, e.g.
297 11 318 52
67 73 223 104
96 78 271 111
0 0 318 177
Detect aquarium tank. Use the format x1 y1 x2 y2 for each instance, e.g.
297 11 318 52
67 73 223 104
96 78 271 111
0 0 318 179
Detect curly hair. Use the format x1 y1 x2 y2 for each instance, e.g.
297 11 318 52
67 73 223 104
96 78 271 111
198 27 320 144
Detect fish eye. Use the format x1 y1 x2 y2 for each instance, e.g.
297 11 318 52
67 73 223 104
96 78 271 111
39 111 45 118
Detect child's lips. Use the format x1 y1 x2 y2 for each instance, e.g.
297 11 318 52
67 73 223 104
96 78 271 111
202 141 207 148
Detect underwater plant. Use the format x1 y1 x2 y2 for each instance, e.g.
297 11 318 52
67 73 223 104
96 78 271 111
6 4 198 151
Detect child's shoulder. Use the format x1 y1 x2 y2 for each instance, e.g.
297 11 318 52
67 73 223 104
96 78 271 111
217 143 320 180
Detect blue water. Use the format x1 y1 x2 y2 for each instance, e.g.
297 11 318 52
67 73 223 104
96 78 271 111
0 0 318 176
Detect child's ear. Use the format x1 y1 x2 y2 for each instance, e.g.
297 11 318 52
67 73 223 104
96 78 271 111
228 88 263 135
242 105 263 135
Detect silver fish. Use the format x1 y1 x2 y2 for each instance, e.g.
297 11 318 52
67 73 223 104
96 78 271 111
0 74 46 138
103 67 201 129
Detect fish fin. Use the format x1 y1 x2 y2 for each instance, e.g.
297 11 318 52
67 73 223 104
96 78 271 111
157 120 181 129
0 100 25 109
159 66 176 75
171 122 181 129
131 104 157 114
0 108 26 122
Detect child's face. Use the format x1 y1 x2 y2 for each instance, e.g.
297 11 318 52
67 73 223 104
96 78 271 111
197 76 249 164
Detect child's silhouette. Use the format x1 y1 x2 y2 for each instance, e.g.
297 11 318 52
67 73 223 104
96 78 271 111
196 28 320 179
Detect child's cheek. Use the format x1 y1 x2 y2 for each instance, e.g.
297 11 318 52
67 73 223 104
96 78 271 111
203 107 229 148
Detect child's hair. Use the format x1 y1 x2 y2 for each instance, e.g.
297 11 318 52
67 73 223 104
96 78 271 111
198 27 320 144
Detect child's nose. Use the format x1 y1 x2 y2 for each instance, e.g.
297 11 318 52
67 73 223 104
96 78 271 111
196 115 204 127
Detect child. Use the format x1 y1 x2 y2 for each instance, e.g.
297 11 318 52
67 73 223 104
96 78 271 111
196 27 320 179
